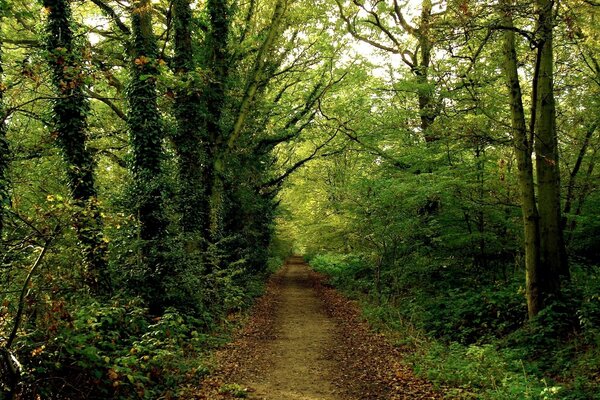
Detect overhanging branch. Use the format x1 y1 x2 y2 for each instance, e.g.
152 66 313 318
90 0 131 35
260 130 339 190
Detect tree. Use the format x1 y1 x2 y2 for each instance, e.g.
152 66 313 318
533 0 569 285
335 0 439 141
172 0 206 240
127 0 167 304
499 0 542 318
202 0 231 241
43 0 108 292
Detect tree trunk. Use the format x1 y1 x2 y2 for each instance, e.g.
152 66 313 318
499 0 542 318
43 0 109 293
563 120 597 234
417 0 436 142
172 0 206 239
128 0 167 305
534 0 569 286
204 0 231 241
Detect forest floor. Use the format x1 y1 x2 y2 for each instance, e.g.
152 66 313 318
193 256 443 399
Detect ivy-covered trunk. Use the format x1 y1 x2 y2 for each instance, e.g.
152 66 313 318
416 0 436 142
43 0 109 292
500 0 542 318
204 0 231 241
172 0 206 240
534 0 569 291
127 0 167 305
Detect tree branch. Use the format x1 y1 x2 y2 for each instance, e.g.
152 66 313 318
334 0 400 54
393 0 417 35
228 0 287 148
318 100 411 170
90 0 131 35
261 130 339 190
84 89 127 121
489 24 536 45
5 230 56 349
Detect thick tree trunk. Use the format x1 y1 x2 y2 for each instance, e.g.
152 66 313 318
204 0 230 241
500 0 542 318
128 0 167 304
43 0 109 293
534 0 569 286
172 0 206 238
417 0 436 142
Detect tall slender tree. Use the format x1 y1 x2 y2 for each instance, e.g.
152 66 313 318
500 0 542 318
127 0 167 303
43 0 108 292
534 0 569 284
498 0 569 316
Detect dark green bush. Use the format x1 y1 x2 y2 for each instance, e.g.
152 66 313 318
15 298 221 399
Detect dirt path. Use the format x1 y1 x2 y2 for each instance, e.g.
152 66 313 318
195 256 442 399
239 257 339 399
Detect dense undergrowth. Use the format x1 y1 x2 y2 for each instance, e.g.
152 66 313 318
1 248 286 400
308 253 600 400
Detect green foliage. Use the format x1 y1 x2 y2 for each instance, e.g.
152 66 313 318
309 253 374 295
413 342 565 400
421 281 527 344
219 383 248 398
16 299 221 399
310 252 600 400
0 0 599 398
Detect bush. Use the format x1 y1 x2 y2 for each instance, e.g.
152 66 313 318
421 280 527 344
17 299 216 399
310 253 373 294
411 341 565 400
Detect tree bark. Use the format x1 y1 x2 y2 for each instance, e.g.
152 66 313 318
172 0 206 238
127 0 167 305
534 0 569 286
416 0 436 141
43 0 109 293
204 0 231 241
500 0 542 318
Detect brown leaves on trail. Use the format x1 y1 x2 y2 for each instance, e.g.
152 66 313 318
192 269 285 399
193 262 442 399
309 270 443 400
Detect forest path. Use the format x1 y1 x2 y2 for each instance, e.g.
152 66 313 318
196 256 442 399
236 256 338 399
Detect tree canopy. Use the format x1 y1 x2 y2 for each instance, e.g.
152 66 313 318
0 0 599 398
